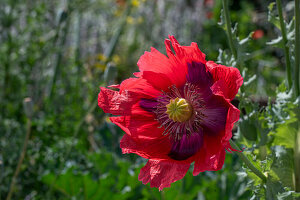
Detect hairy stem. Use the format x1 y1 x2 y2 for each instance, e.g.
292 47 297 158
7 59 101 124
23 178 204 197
230 140 267 182
222 0 237 60
294 123 300 192
276 0 293 89
295 0 300 96
6 119 32 200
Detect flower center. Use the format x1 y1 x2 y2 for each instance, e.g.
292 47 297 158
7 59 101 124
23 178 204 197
166 97 193 122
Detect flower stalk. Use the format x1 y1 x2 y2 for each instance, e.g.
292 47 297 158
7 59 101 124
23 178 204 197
222 0 237 60
294 123 300 192
295 0 300 96
6 98 33 200
276 0 293 90
230 140 267 182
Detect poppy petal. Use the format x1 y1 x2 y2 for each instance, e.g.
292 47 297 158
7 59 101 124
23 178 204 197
119 77 162 98
138 160 190 191
137 47 178 83
167 35 206 64
168 131 204 160
223 103 240 144
139 98 158 113
186 62 213 87
142 71 173 92
193 135 226 175
120 134 171 160
110 116 162 140
138 47 187 88
200 95 229 135
98 87 138 115
207 61 243 101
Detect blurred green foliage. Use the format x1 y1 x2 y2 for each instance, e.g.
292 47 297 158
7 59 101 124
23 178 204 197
1 0 299 199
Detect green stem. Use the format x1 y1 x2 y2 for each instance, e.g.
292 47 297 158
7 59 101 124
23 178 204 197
222 0 237 60
49 10 71 100
230 140 267 182
294 123 300 192
104 4 131 61
75 12 83 90
6 119 32 200
295 0 300 96
276 0 293 89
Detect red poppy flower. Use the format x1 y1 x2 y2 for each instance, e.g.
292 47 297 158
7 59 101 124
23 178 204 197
98 35 243 190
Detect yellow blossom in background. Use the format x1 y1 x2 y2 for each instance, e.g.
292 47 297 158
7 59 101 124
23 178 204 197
126 16 135 24
97 53 107 62
112 55 121 64
94 62 106 71
131 0 140 7
137 16 143 24
114 9 122 17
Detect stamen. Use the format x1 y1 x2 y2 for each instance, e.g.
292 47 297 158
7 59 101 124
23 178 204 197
154 83 206 141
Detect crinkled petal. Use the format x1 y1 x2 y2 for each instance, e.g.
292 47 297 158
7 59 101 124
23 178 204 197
138 160 190 191
98 87 138 115
119 77 162 98
166 35 206 64
223 103 240 145
98 77 162 115
138 36 207 89
110 105 162 140
207 61 243 101
137 47 184 86
137 47 173 75
193 134 226 175
120 134 171 160
142 71 173 92
193 103 240 175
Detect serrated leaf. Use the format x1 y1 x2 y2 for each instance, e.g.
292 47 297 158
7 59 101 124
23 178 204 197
271 146 294 189
278 191 300 200
266 175 285 200
272 118 298 149
218 9 225 28
268 2 281 30
217 49 235 66
268 2 275 12
244 74 257 86
240 116 258 141
239 32 254 46
267 36 283 46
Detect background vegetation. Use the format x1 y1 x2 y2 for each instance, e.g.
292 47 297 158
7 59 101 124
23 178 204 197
1 0 299 199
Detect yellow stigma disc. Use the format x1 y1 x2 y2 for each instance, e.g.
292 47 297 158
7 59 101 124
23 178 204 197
166 98 193 122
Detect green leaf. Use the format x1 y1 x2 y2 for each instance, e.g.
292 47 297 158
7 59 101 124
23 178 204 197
266 175 285 200
271 146 294 189
268 2 281 30
272 118 298 149
240 115 258 141
267 36 283 46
